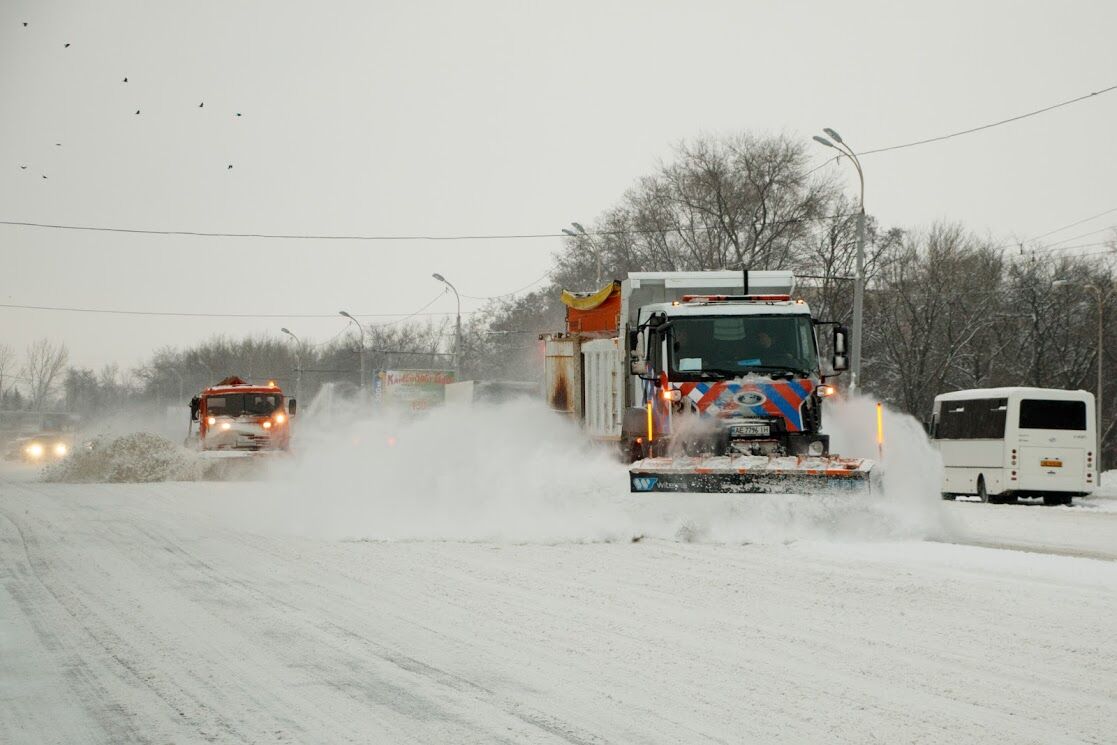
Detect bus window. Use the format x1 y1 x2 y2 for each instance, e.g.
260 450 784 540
1019 399 1087 431
935 398 1007 439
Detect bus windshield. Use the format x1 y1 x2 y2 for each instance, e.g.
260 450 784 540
206 393 283 418
668 315 817 379
1019 399 1086 430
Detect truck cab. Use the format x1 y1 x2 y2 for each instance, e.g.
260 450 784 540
631 293 841 460
189 377 296 452
544 271 848 463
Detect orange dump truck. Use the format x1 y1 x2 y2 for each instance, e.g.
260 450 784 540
188 376 296 455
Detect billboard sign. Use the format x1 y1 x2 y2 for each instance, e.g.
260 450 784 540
379 369 456 410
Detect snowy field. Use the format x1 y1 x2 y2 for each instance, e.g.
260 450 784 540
2 400 1116 743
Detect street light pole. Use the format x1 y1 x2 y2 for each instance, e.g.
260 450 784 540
562 222 603 286
432 273 462 378
338 311 367 393
280 327 303 404
813 129 866 392
1054 280 1106 465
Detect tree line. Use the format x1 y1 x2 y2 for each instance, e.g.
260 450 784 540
3 131 1114 459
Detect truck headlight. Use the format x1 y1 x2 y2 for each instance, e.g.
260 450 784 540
808 441 825 456
53 442 68 456
26 442 44 458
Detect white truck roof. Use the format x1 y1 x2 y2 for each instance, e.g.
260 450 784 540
621 271 796 327
935 387 1093 402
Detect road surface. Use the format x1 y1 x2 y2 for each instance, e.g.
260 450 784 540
2 478 1115 744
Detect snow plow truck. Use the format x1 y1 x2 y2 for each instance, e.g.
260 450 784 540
542 271 874 494
187 376 296 458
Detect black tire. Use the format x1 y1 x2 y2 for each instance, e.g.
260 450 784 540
977 476 990 503
941 493 957 501
1043 494 1073 506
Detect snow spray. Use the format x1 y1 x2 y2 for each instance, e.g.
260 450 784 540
246 391 951 545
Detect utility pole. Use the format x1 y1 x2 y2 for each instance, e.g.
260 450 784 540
280 327 304 403
562 222 603 286
813 128 866 392
1054 280 1106 467
338 311 367 394
432 273 462 378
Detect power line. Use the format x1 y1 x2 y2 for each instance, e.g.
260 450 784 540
807 84 1117 179
0 212 855 242
0 302 483 319
857 83 1117 157
1024 206 1117 243
460 270 554 301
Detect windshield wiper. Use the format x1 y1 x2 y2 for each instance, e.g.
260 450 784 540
740 364 813 378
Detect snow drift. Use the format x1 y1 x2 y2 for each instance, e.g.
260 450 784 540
43 433 204 483
248 392 949 544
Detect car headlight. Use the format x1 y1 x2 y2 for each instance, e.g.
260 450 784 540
53 442 68 456
207 416 217 426
26 443 44 458
220 422 232 431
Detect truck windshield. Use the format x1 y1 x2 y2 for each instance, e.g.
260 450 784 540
668 315 817 378
206 393 283 417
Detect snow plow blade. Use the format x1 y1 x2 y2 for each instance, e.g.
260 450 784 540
629 455 874 494
197 449 284 480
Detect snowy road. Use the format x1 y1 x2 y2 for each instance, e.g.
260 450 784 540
2 479 1116 744
943 497 1117 560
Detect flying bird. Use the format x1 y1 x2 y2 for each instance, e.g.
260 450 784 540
64 43 70 48
41 175 47 179
23 22 28 27
55 143 61 146
227 164 233 169
122 77 128 83
20 165 27 170
135 109 141 115
199 102 204 108
235 113 242 117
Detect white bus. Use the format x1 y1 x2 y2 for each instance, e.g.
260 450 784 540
929 387 1096 505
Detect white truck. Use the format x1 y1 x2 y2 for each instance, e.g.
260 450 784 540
543 270 873 493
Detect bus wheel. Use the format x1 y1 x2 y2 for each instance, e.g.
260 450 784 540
1043 494 1073 506
977 476 993 504
941 493 956 501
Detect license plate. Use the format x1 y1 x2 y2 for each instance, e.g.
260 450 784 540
1040 459 1062 468
730 423 770 438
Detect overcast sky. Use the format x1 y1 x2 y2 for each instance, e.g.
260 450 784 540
3 0 1116 372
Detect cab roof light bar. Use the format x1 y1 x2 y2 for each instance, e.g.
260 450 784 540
681 294 793 303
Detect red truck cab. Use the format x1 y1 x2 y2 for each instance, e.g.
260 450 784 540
189 377 296 452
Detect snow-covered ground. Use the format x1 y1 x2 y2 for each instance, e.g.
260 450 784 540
2 401 1115 743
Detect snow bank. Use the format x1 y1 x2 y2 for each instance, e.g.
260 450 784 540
43 433 203 483
242 393 949 545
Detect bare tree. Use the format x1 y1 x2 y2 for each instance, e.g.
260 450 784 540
21 339 69 410
0 343 15 403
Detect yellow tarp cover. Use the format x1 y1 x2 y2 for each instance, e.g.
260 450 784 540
560 281 619 311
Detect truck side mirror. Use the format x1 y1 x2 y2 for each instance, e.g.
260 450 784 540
288 398 297 416
629 329 648 376
190 396 200 421
832 326 849 372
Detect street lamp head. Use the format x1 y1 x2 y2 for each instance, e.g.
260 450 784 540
812 135 835 148
281 327 292 335
432 273 446 283
561 228 577 237
338 310 353 319
571 222 587 234
822 128 844 144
